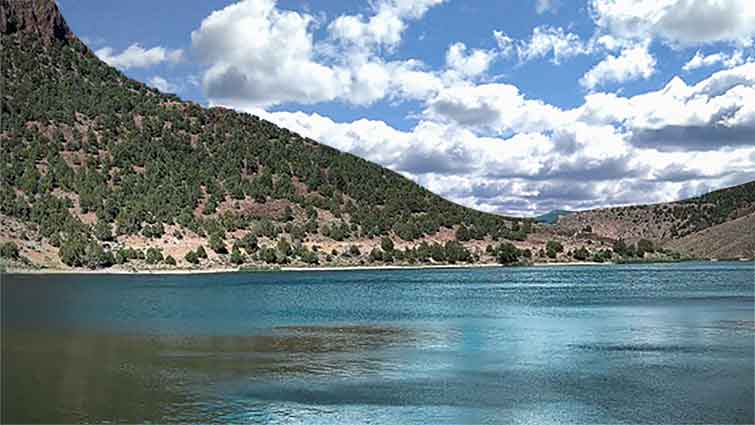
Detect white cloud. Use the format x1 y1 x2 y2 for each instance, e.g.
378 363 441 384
189 1 755 214
516 26 591 64
327 0 444 52
148 76 177 93
580 42 656 89
95 44 183 69
590 0 755 47
682 50 746 71
493 30 515 57
191 0 449 108
444 42 494 78
535 0 559 14
191 0 346 107
217 61 755 215
424 83 570 134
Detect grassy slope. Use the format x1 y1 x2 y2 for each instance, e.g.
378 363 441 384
664 212 755 260
556 181 755 248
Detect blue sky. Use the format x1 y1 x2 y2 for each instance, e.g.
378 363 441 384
57 0 755 215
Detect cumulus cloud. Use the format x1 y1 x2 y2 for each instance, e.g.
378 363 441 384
444 42 494 78
590 0 755 47
95 44 183 69
682 50 746 71
580 42 656 89
517 26 591 64
595 63 755 149
190 0 755 215
222 60 755 215
327 0 444 51
191 0 348 107
191 0 452 108
424 83 569 133
148 76 177 93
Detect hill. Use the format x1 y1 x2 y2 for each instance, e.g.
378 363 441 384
555 181 755 257
664 212 755 260
0 0 540 270
1 0 751 271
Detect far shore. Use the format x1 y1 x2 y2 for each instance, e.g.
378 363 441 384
1 260 676 275
7 258 749 276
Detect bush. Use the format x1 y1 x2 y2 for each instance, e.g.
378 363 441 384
238 233 258 252
546 240 563 258
495 242 520 264
637 239 655 257
573 246 590 261
145 247 164 264
380 237 394 252
94 220 113 241
259 247 278 263
368 247 383 262
208 233 227 254
164 255 177 266
195 245 208 259
277 238 292 256
185 250 200 264
300 247 319 264
0 241 20 259
230 246 245 264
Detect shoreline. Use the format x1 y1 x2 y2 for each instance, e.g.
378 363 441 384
5 260 709 275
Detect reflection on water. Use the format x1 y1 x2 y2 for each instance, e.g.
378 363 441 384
2 262 754 424
3 325 412 423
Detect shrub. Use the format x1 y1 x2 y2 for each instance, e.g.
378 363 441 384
0 241 20 259
94 220 113 242
380 237 394 252
230 246 245 265
185 250 200 264
573 246 590 261
495 242 520 264
145 247 164 264
546 240 563 258
208 233 227 254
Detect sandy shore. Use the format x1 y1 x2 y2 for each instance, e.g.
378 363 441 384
2 267 242 275
3 261 620 275
532 261 613 267
280 263 505 272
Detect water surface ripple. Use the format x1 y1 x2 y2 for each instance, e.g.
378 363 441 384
2 262 753 424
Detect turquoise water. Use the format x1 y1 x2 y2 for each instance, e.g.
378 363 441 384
2 262 754 423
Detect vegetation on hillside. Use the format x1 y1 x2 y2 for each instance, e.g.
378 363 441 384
0 13 536 269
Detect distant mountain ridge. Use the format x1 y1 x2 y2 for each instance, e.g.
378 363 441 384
534 210 573 224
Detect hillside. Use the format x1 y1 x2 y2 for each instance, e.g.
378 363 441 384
1 0 751 271
0 0 543 270
556 181 755 247
664 212 755 260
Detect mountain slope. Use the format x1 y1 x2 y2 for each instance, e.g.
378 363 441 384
556 181 755 245
664 211 755 260
534 210 572 224
1 0 533 269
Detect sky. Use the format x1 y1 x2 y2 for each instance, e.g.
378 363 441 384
57 0 755 216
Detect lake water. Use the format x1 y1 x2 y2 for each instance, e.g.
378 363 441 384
2 262 754 424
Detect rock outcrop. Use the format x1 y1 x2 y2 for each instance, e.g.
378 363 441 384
0 0 74 43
